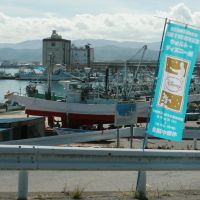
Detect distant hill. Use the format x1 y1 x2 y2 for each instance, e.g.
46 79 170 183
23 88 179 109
73 39 160 50
0 39 161 62
93 45 159 61
0 48 42 62
0 40 42 49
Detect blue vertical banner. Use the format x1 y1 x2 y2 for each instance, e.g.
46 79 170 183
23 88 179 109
148 22 200 141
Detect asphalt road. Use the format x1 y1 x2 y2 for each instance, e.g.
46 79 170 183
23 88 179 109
0 170 200 193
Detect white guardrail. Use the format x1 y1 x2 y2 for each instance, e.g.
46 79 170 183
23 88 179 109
0 145 200 171
1 143 200 200
1 127 200 146
0 127 200 199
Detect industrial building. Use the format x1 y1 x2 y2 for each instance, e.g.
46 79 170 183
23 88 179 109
42 30 71 67
71 44 94 67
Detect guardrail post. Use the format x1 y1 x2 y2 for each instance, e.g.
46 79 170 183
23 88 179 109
136 129 148 200
194 138 198 150
136 171 147 199
18 170 28 200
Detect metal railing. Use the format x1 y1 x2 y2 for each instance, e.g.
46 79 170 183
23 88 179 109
0 145 200 171
0 145 199 199
1 126 200 199
1 126 200 146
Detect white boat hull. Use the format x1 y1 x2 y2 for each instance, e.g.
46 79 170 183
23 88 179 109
6 94 149 127
7 93 200 128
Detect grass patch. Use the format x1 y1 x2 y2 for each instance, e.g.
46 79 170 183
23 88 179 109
147 190 172 200
134 191 148 200
71 185 85 199
62 184 85 199
35 192 45 200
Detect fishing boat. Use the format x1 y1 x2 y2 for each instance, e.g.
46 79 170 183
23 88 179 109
5 90 200 129
0 71 14 79
15 65 82 81
5 92 149 128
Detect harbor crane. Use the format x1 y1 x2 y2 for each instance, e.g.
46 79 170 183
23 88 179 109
126 44 148 82
122 45 148 99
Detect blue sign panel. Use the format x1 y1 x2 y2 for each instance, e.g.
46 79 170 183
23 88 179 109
115 102 137 126
148 22 200 141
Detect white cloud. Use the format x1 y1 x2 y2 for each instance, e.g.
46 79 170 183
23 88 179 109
169 3 193 24
0 3 199 43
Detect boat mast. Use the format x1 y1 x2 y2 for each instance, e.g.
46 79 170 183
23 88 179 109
123 61 128 100
105 66 109 95
46 52 54 100
85 44 91 69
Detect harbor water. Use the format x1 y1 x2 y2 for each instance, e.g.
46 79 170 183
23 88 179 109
0 68 66 103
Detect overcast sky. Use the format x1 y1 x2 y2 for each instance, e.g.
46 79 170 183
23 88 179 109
0 0 199 43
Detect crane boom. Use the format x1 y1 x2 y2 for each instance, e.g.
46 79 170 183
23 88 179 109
133 45 147 82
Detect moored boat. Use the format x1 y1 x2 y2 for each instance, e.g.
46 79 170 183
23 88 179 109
5 93 149 128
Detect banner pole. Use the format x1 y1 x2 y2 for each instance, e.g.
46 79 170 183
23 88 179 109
142 17 168 150
136 17 169 199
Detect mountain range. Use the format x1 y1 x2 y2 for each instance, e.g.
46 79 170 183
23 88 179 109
0 39 162 63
